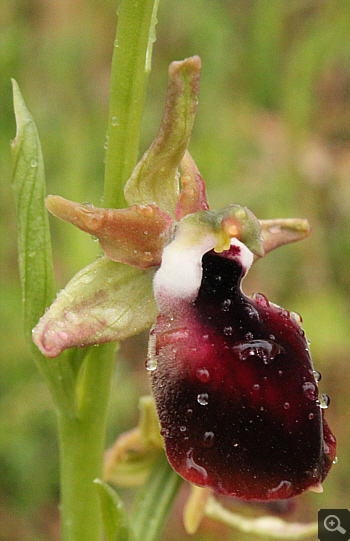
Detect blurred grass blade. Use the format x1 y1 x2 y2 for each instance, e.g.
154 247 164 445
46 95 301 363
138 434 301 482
131 453 182 541
94 479 135 541
11 79 80 416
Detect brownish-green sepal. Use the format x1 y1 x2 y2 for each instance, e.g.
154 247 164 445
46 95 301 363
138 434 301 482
32 257 158 358
124 56 201 219
259 218 311 256
176 151 209 221
46 195 173 268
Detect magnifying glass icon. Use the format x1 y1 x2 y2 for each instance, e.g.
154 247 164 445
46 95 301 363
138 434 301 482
324 514 346 534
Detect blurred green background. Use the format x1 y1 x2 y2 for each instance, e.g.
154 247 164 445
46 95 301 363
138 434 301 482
1 1 349 539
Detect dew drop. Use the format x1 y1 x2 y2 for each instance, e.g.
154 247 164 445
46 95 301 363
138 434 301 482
223 326 233 336
253 384 260 391
283 402 290 410
252 292 269 308
30 158 38 168
143 251 153 262
114 38 119 47
186 449 208 481
185 186 195 197
232 339 284 364
333 456 338 465
202 431 215 448
197 393 209 406
290 311 303 326
313 370 322 383
319 393 330 409
221 298 232 311
186 408 193 417
196 367 210 383
111 116 119 126
146 357 157 371
308 413 314 420
179 426 187 432
80 274 94 284
302 381 316 400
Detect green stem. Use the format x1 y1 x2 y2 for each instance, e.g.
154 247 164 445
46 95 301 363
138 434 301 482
104 0 160 209
58 343 117 541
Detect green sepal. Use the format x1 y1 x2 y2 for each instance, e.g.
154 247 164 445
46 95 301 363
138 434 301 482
124 56 201 219
94 479 135 541
32 257 158 358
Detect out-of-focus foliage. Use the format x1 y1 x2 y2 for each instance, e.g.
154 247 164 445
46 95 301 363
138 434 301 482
1 1 349 539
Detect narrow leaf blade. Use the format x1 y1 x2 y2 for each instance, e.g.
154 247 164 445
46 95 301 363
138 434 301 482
11 80 81 416
11 79 56 341
94 479 135 541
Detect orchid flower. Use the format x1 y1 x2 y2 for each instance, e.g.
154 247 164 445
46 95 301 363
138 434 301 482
32 56 336 501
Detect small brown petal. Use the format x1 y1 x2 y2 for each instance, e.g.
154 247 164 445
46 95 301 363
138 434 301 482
259 218 311 257
176 150 209 221
46 195 173 268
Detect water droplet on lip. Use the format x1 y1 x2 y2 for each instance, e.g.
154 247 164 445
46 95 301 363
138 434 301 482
196 367 210 383
202 431 214 448
186 449 208 480
252 292 270 308
290 311 303 326
197 393 209 406
302 381 316 400
313 370 322 383
318 393 330 409
221 298 231 311
146 357 157 371
223 326 233 336
232 339 284 364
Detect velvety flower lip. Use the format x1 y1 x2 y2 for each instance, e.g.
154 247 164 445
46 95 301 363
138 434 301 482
149 224 336 501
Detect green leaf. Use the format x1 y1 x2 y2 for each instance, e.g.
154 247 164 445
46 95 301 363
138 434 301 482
131 453 182 541
11 79 56 345
94 479 135 541
11 79 80 415
32 257 158 357
124 56 202 219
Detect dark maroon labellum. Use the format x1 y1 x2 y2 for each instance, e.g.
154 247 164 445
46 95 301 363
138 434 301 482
150 248 336 500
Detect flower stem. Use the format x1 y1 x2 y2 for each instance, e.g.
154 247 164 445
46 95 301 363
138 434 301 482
57 343 117 541
104 0 160 209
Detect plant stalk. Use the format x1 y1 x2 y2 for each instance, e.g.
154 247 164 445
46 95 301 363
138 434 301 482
58 344 117 541
104 0 160 209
